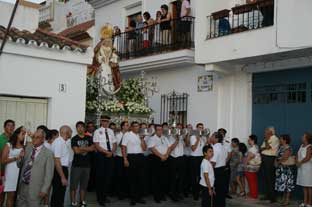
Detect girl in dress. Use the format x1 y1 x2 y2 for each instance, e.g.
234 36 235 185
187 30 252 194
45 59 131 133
297 132 312 207
237 143 247 197
1 126 25 207
274 135 295 206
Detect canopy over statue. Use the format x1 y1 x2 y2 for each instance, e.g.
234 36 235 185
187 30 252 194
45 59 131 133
89 23 122 94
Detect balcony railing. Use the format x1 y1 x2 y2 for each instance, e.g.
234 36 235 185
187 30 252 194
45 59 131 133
113 17 195 61
39 4 53 23
206 0 274 39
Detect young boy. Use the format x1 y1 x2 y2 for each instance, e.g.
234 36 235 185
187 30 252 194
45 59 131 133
200 144 215 207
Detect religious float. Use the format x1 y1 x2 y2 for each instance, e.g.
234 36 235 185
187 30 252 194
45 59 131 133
86 24 157 126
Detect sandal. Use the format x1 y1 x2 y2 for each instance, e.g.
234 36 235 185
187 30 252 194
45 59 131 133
239 191 246 197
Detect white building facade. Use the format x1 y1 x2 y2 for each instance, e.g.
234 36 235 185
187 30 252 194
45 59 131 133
0 1 91 131
90 0 312 144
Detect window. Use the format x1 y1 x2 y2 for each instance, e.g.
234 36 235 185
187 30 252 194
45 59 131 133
253 82 307 104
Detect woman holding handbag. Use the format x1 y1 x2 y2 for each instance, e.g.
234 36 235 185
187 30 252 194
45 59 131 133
244 135 261 199
274 135 295 206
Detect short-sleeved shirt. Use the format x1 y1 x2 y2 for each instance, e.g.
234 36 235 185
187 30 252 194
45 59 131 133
168 136 184 158
71 135 93 167
148 135 170 155
115 132 125 157
181 0 191 17
200 159 215 187
0 133 9 152
51 137 70 167
211 143 227 168
93 127 116 151
261 135 279 156
190 135 206 157
122 131 144 154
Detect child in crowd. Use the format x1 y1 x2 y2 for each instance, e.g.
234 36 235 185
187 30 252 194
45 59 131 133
237 143 248 196
229 138 240 195
200 145 215 207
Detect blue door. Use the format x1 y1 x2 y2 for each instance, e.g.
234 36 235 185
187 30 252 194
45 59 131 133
252 67 312 151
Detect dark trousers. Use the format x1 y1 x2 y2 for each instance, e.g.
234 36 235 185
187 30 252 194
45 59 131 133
201 186 213 207
190 156 202 199
261 155 276 201
214 166 226 207
224 163 231 195
169 156 185 197
95 153 114 204
183 156 192 195
151 155 168 201
128 154 145 202
51 166 68 207
114 156 129 199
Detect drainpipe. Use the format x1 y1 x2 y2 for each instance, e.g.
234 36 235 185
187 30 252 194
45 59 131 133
0 0 20 56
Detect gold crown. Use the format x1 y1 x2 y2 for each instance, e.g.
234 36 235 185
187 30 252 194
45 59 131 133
100 23 114 39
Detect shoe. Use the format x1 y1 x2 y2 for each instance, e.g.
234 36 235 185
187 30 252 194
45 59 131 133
79 201 87 207
136 199 146 204
269 199 276 203
130 201 136 206
299 203 305 207
226 194 233 199
71 202 78 207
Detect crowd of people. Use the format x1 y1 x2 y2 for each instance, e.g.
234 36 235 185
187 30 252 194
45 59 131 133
0 117 311 207
112 1 193 58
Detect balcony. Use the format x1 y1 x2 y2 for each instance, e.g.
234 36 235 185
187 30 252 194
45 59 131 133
206 0 274 39
114 17 195 61
39 4 53 23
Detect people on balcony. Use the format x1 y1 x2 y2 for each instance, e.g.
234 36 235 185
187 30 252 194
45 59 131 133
160 4 172 46
125 20 137 58
143 12 155 47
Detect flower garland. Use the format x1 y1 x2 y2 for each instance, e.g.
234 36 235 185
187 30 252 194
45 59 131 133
86 76 152 115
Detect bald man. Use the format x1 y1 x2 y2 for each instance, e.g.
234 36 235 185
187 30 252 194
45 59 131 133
51 125 72 207
17 129 54 207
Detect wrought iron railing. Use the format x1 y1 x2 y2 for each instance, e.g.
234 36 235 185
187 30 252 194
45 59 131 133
206 0 274 39
113 17 195 61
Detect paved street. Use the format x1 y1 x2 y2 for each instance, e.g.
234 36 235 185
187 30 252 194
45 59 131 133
82 193 299 207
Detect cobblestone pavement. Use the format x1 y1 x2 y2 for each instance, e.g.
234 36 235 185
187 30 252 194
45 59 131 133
82 193 300 207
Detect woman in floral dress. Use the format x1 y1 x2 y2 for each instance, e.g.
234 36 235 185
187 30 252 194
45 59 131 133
275 135 295 206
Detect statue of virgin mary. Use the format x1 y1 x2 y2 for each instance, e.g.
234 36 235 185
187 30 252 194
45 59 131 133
89 23 122 95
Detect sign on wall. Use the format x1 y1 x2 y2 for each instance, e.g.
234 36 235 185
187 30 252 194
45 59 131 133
198 75 213 92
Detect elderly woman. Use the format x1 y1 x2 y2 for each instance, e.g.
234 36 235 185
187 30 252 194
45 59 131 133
260 127 279 203
274 135 295 206
297 133 312 207
244 135 261 199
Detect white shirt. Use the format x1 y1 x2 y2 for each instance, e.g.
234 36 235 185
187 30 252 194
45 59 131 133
211 143 227 168
121 131 144 154
200 159 215 187
168 136 184 158
44 141 52 151
115 132 125 157
148 135 170 155
33 144 44 159
93 127 117 151
190 135 206 157
144 136 152 156
51 136 70 167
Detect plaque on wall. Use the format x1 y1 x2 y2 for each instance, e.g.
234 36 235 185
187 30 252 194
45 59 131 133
198 75 213 92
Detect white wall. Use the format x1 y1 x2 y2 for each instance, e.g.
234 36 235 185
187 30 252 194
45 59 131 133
0 1 39 32
0 46 88 130
195 0 312 65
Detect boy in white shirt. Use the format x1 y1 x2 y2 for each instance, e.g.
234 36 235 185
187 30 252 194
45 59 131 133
200 144 215 207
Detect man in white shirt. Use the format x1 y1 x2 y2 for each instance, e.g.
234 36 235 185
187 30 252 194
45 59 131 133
148 124 171 203
114 121 129 200
93 116 117 206
51 125 72 207
218 128 232 199
190 123 206 200
211 132 228 207
121 121 147 206
168 123 184 201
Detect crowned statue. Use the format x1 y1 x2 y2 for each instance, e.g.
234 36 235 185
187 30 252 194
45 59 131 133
89 23 122 95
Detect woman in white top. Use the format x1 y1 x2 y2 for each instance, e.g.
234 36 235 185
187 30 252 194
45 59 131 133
296 132 312 207
1 126 25 207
